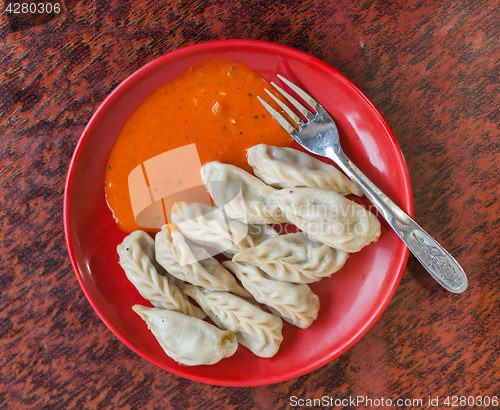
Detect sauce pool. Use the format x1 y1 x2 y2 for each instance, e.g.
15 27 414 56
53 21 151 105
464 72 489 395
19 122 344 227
105 58 292 232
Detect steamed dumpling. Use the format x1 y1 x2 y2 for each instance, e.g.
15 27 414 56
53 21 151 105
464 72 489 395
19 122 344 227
133 305 237 366
201 161 287 224
171 202 246 254
155 224 249 297
272 188 381 252
232 232 348 283
171 201 278 256
223 261 320 329
184 285 283 358
117 231 205 319
235 223 280 253
247 144 363 196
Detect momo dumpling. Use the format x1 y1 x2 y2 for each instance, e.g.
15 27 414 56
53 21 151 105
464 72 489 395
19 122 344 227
155 225 249 297
273 188 381 253
171 202 247 254
234 223 279 253
201 161 287 224
170 202 278 256
184 285 283 358
232 232 348 283
223 261 320 329
132 305 237 366
247 144 363 196
117 231 205 319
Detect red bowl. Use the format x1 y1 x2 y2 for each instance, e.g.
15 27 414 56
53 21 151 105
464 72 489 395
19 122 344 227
64 39 413 386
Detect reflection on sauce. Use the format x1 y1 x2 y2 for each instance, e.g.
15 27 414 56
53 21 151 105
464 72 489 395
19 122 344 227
105 58 292 233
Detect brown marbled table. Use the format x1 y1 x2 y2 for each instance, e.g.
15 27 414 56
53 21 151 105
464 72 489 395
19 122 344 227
1 0 498 408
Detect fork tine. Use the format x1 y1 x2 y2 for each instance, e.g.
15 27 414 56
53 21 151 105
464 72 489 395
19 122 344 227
277 75 318 113
263 88 303 126
270 81 311 119
257 96 296 133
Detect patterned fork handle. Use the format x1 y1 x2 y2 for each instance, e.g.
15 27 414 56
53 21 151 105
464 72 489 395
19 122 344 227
334 150 468 293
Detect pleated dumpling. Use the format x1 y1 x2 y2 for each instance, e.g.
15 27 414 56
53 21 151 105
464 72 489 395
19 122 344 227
235 223 279 253
117 231 205 319
170 202 278 256
184 285 283 358
223 261 320 329
272 188 381 253
133 305 238 366
201 161 287 224
247 144 363 196
155 224 249 297
232 232 348 283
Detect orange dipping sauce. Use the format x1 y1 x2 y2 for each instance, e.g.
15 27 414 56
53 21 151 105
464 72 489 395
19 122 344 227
105 58 292 232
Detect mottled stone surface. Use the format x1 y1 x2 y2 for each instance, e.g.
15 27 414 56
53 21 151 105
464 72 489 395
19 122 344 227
1 0 498 408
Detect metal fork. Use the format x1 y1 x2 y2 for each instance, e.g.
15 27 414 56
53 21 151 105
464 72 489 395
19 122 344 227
258 74 468 293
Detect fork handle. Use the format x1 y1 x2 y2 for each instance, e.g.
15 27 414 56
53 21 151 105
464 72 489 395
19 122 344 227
328 148 468 293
